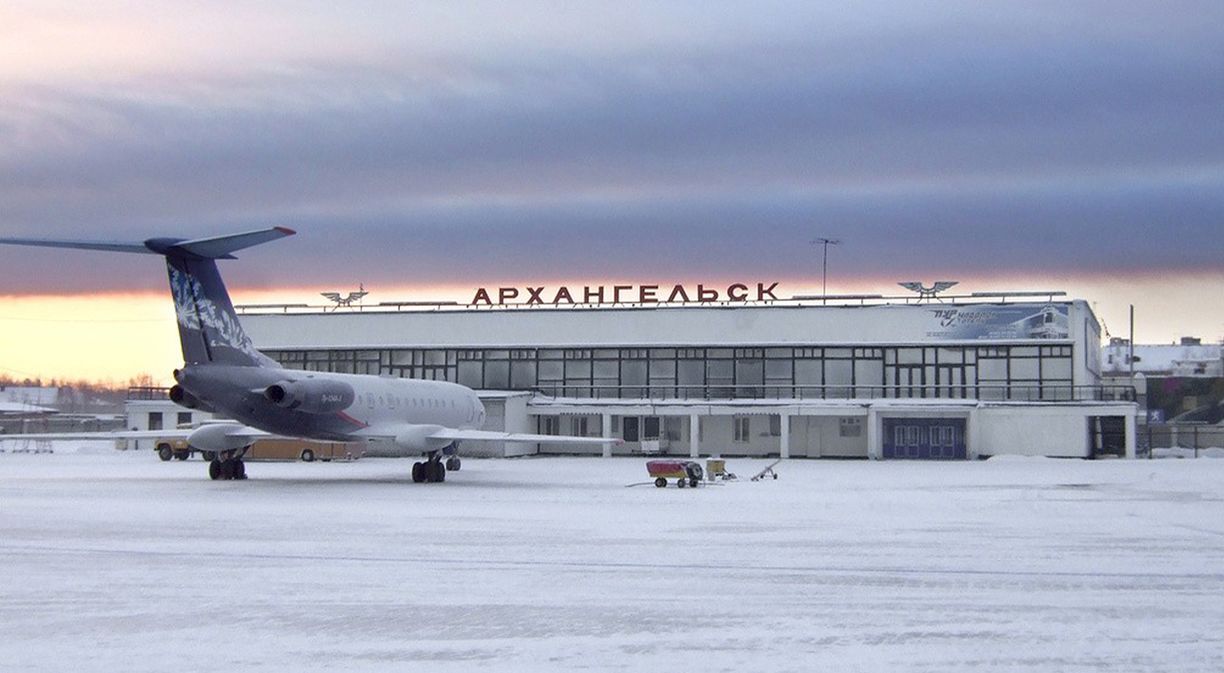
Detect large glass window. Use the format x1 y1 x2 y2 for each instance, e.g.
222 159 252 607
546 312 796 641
735 359 764 397
457 361 482 388
707 359 734 397
621 360 647 387
1042 356 1073 380
765 358 793 381
825 360 852 397
484 361 509 389
649 358 676 396
510 361 537 388
795 360 822 388
678 360 704 389
593 359 618 395
854 358 884 395
538 360 564 383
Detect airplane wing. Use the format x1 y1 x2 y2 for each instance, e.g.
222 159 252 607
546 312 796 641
0 429 194 441
429 428 620 445
351 423 620 447
0 424 272 444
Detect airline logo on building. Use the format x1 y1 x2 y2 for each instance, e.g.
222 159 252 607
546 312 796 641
471 282 780 306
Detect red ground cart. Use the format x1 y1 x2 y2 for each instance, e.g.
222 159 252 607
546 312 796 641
646 460 704 488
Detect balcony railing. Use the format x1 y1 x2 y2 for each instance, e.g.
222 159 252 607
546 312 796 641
530 384 1137 403
127 387 170 401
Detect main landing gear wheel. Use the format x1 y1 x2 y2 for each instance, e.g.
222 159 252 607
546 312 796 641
412 453 447 483
208 451 248 481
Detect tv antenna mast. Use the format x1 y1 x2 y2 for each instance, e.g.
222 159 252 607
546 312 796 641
810 237 841 304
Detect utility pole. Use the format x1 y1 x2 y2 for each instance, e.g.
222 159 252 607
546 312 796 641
1129 304 1135 379
811 238 841 304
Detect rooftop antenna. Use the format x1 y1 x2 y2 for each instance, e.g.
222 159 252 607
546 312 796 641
810 238 841 305
898 281 958 303
321 283 368 312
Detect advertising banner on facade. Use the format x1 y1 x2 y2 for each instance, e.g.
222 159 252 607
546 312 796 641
924 304 1070 340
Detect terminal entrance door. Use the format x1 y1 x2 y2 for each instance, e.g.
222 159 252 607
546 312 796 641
882 418 967 460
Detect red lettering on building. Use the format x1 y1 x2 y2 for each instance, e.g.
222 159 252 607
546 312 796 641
584 286 605 303
473 282 781 305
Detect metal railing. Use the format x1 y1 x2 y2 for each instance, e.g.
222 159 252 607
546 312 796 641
234 290 1072 315
530 383 1137 403
1141 424 1224 458
127 387 170 401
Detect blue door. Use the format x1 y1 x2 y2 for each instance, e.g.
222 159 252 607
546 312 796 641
882 418 967 459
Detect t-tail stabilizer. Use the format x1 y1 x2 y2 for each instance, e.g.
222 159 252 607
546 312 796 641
0 227 294 367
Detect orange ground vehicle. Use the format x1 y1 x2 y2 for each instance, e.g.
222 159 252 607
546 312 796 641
156 437 361 462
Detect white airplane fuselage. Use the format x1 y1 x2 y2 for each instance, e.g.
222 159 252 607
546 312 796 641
174 364 487 455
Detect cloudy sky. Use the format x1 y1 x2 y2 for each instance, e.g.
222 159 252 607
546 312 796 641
1 1 1222 382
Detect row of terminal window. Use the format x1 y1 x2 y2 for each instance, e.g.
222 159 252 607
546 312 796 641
536 415 864 443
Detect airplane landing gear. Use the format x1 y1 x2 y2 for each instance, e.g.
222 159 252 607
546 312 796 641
412 452 446 483
445 456 461 472
208 449 248 481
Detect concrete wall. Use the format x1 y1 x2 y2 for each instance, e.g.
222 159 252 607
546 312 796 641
244 301 1095 351
699 414 782 457
974 407 1091 458
123 401 212 451
789 416 869 458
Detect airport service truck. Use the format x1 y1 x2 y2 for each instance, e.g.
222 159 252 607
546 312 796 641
155 437 361 462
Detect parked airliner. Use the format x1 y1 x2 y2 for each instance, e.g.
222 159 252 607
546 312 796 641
0 228 616 481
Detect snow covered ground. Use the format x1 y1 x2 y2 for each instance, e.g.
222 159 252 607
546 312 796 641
2 446 1222 673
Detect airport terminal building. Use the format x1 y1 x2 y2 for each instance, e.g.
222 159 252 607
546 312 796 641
239 286 1138 460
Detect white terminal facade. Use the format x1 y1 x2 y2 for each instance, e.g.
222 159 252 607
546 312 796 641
240 290 1138 460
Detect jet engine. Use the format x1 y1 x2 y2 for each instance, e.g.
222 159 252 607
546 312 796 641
264 379 355 414
168 385 215 413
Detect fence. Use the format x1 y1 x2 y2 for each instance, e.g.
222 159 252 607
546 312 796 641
1141 424 1224 458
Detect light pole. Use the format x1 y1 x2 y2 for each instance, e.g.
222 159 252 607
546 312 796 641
811 238 841 303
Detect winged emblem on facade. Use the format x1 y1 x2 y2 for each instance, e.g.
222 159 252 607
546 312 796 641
898 281 959 302
321 285 368 310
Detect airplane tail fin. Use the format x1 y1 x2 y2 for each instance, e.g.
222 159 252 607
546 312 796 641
0 227 294 367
